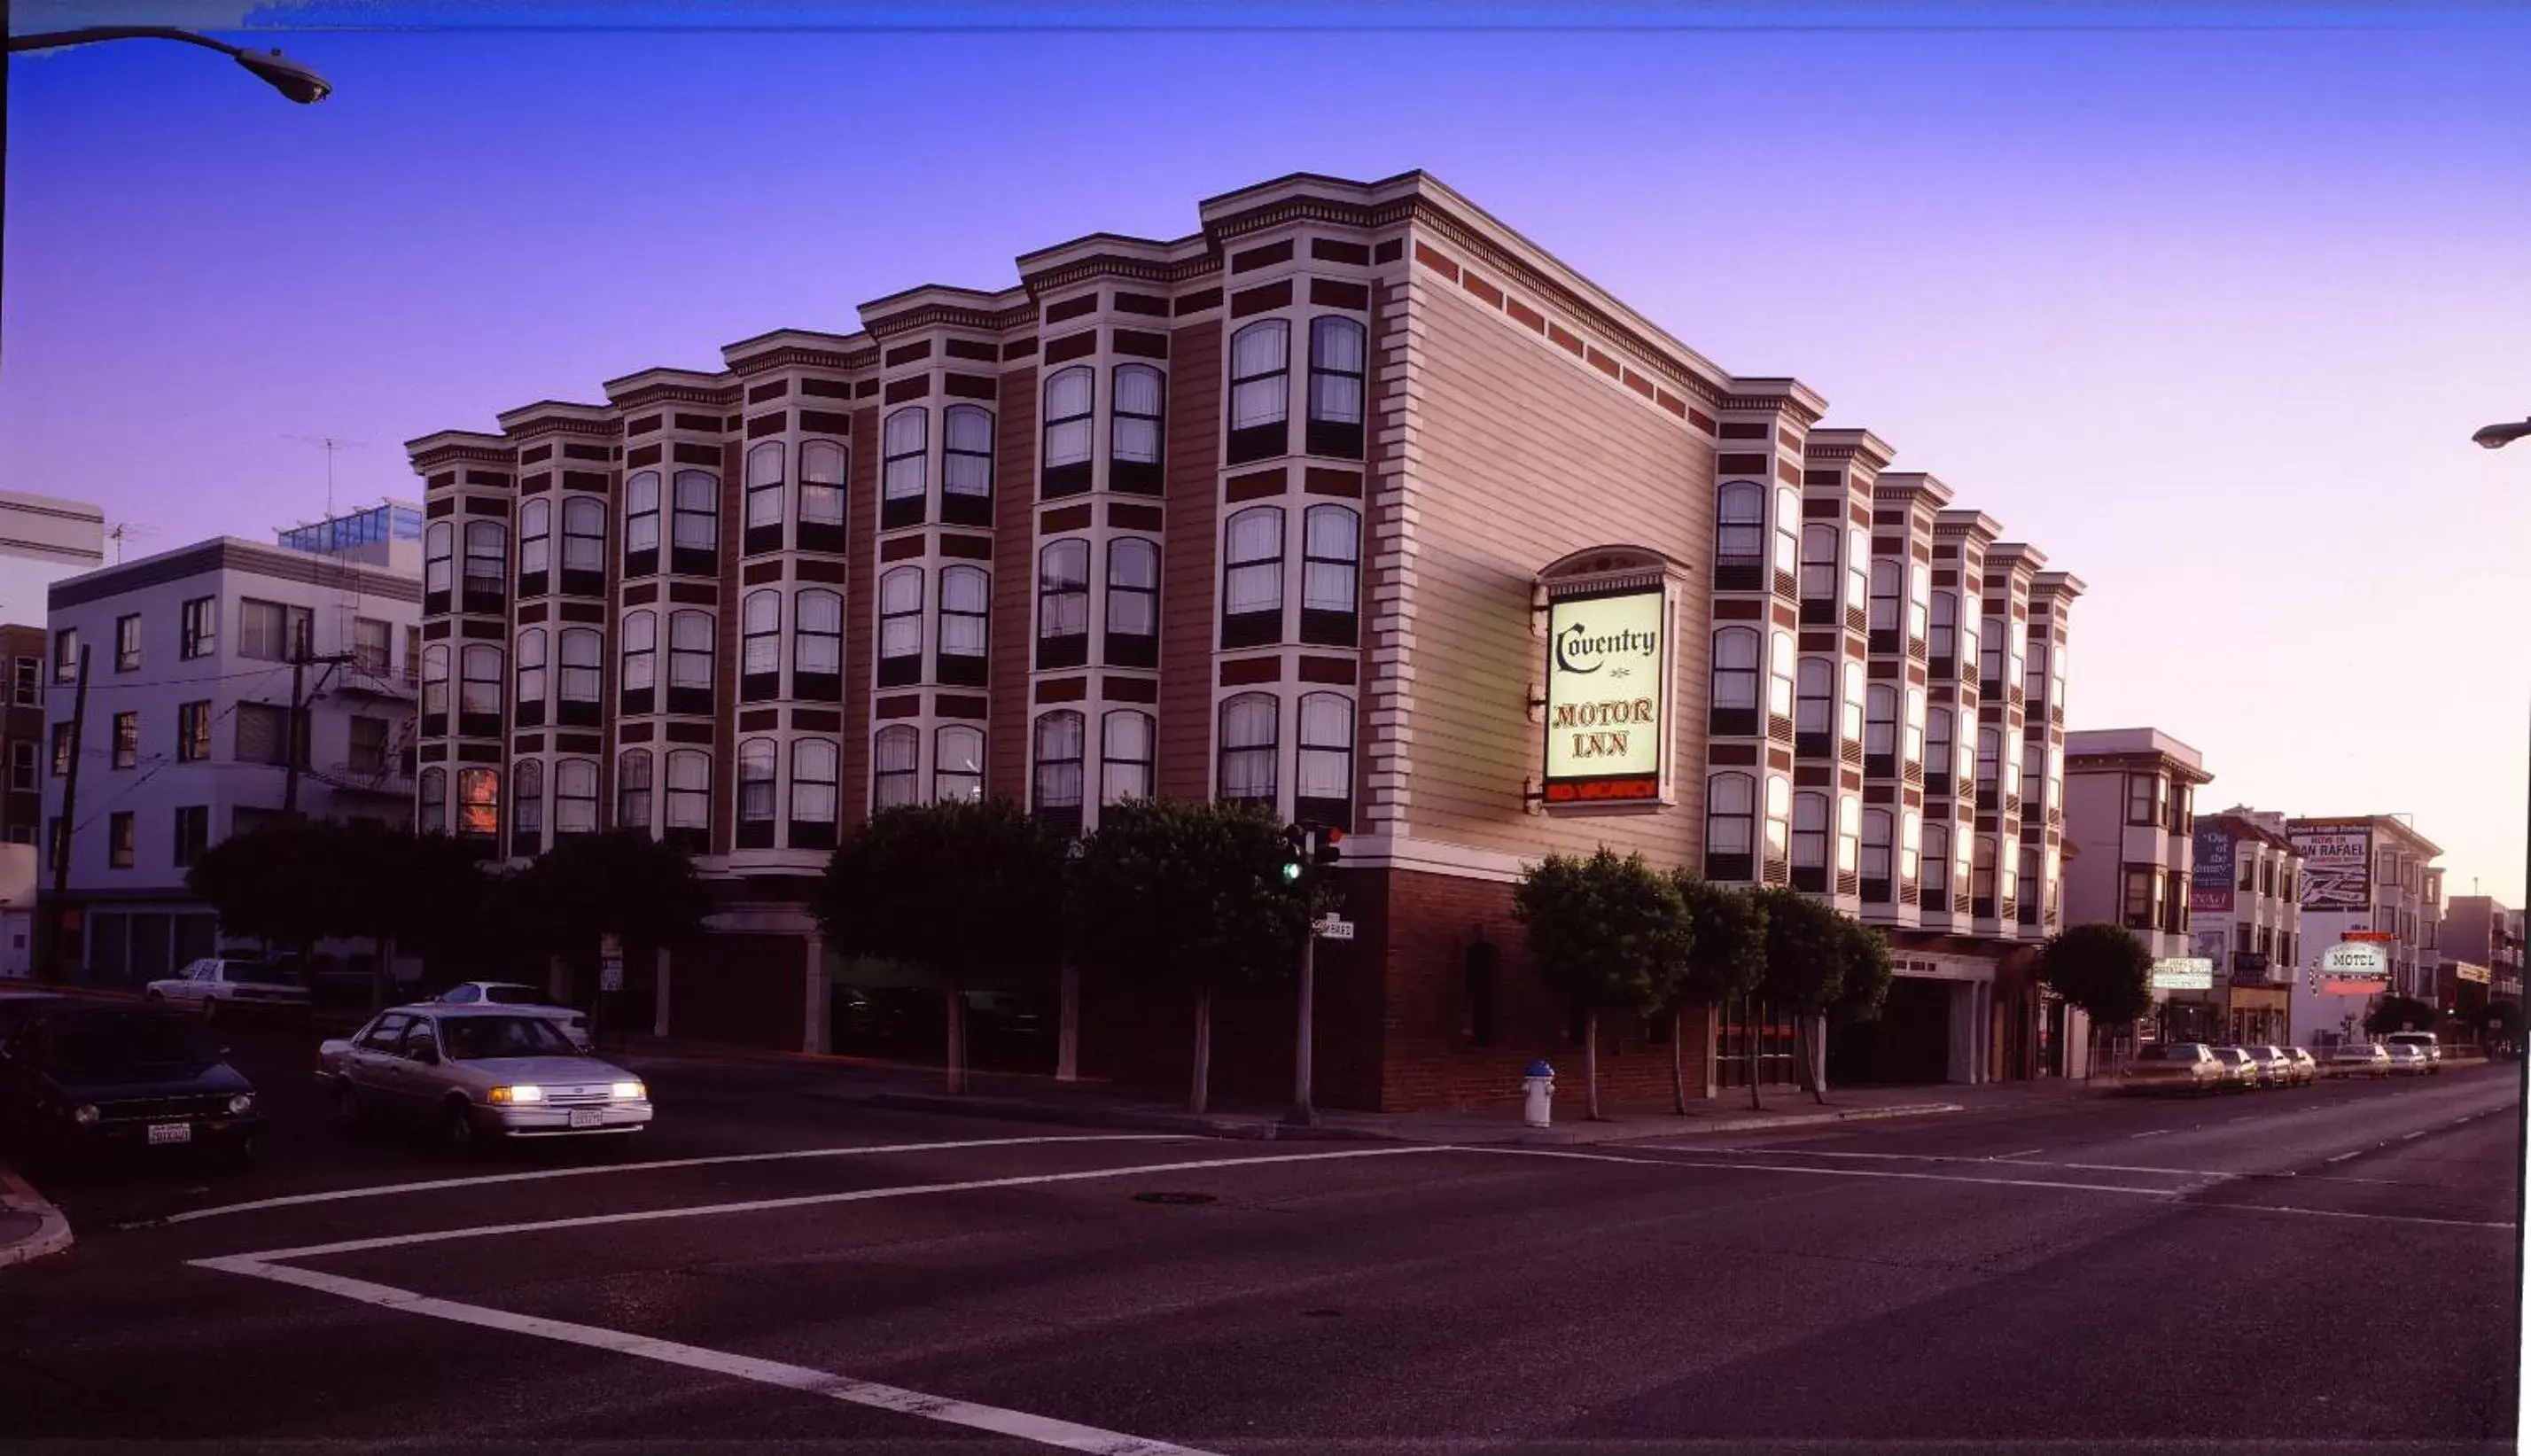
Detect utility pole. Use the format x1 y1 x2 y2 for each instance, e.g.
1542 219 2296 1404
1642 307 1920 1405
282 641 357 820
1283 821 1345 1129
40 647 92 985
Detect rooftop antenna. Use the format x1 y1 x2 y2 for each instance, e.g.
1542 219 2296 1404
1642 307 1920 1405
284 434 370 518
105 520 155 564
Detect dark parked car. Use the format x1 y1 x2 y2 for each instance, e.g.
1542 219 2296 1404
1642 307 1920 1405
0 989 65 1041
0 1004 261 1168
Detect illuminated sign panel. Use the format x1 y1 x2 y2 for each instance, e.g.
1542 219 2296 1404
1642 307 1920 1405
2316 939 2389 996
1542 587 1671 809
2150 957 2214 991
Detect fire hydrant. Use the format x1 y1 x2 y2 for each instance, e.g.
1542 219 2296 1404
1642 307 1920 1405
1522 1059 1555 1128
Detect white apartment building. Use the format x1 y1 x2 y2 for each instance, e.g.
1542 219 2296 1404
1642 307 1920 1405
40 531 421 985
0 488 105 629
2184 807 2302 1045
2286 813 2442 1044
2062 727 2208 961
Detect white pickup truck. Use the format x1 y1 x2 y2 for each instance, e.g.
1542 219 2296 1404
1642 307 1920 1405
2383 1031 2442 1071
144 958 313 1020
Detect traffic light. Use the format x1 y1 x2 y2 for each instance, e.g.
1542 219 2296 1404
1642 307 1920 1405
1313 825 1343 871
1281 822 1306 884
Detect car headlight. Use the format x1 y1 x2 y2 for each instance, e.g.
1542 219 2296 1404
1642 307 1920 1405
487 1085 545 1105
611 1080 646 1102
227 1093 256 1116
71 1103 99 1127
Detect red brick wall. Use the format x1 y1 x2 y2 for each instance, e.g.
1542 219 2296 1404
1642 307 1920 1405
990 364 1037 801
839 402 880 831
1155 316 1221 800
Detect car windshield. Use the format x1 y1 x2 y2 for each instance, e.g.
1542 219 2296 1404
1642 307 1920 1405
45 1013 222 1081
483 985 549 1006
226 962 299 985
2145 1045 2198 1061
439 1016 576 1061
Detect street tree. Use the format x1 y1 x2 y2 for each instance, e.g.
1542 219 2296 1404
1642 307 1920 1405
2477 997 2520 1047
815 799 1067 1094
1513 849 1691 1121
1068 798 1312 1115
511 829 712 1039
327 821 495 1011
183 816 343 968
1670 873 1768 1111
1750 886 1850 1106
2364 993 2440 1038
2036 923 2154 1078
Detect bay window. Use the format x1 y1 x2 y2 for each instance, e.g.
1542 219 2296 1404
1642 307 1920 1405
1101 710 1154 805
882 407 927 530
741 590 781 701
558 627 601 727
935 725 984 805
938 565 989 687
561 496 605 595
624 471 661 577
666 610 713 715
793 588 844 702
1709 627 1759 736
670 471 718 575
744 441 785 555
554 759 597 837
1227 319 1290 464
616 749 653 833
1218 692 1278 805
790 738 839 849
1715 482 1764 589
1037 540 1091 669
1104 537 1159 668
619 609 657 715
1300 504 1360 647
514 628 548 728
736 738 776 848
1704 772 1755 881
1042 366 1094 497
941 404 993 526
1032 712 1086 834
872 726 919 811
663 750 710 851
1222 506 1284 650
518 498 551 596
1296 691 1355 830
1110 363 1164 494
797 440 848 554
877 568 923 688
1306 315 1367 458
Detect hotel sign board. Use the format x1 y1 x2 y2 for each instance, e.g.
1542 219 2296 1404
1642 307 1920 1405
2290 827 2371 914
2191 825 2235 914
2317 939 2389 996
2150 957 2215 992
1541 586 1672 810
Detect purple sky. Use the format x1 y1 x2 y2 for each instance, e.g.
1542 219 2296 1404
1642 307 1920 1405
4 6 2526 901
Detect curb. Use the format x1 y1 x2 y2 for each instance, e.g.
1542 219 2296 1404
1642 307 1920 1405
1505 1101 1968 1146
0 1165 72 1273
860 1090 1375 1142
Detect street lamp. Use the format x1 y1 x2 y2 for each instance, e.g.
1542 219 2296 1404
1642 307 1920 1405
2474 418 2531 451
7 27 332 105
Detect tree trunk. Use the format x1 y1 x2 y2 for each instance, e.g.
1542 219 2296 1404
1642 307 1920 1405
1189 985 1213 1115
1670 1009 1688 1115
1584 1012 1605 1121
1746 996 1763 1111
1055 962 1079 1082
1812 1014 1830 1102
944 986 967 1095
1796 1016 1826 1106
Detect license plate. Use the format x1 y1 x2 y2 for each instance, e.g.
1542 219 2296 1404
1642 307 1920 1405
147 1122 191 1145
567 1109 601 1130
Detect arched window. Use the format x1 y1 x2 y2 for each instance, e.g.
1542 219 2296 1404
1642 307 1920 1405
667 610 713 713
455 767 499 841
882 407 927 530
1297 692 1355 830
1032 712 1086 833
424 522 454 611
670 471 718 573
941 404 993 526
2005 605 2028 701
938 564 988 687
1037 540 1091 669
1300 504 1360 647
1865 683 1896 775
790 738 839 849
1709 627 1759 735
1870 559 1902 642
1927 705 1956 792
624 471 662 575
793 588 843 701
663 749 710 850
458 643 502 736
555 759 597 837
1836 793 1862 880
735 738 777 848
1900 808 1921 883
1772 488 1801 583
1979 617 2005 690
1973 834 1998 915
741 590 781 701
1222 505 1284 649
514 628 549 728
1907 560 1931 645
744 440 785 554
1904 685 1927 768
1306 315 1367 458
462 521 507 612
1110 363 1164 494
872 725 919 811
510 758 544 858
1845 527 1870 627
518 498 551 595
1792 790 1829 891
420 644 450 736
1764 773 1792 866
619 610 657 714
2003 732 2025 806
561 495 605 593
935 725 984 805
1104 537 1159 667
798 440 847 553
1799 523 1838 611
1976 726 2002 803
557 627 601 726
1227 319 1290 464
1704 772 1756 880
1795 658 1833 750
2017 844 2043 928
1840 660 1865 744
1922 823 1953 911
877 567 923 688
1715 482 1765 585
1218 692 1278 805
616 749 653 833
1101 710 1154 805
417 766 448 835
1042 365 1094 497
1767 630 1795 722
1862 808 1893 904
1929 589 1959 670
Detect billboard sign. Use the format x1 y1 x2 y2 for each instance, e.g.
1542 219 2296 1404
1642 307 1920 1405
1541 587 1671 809
2191 824 2235 914
2151 957 2215 991
2291 827 2371 914
2317 939 2389 996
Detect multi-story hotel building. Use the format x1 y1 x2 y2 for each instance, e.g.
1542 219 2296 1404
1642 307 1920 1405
2441 895 2524 1006
2284 813 2442 1044
2184 807 2302 1046
403 171 2078 1110
2062 728 2209 1055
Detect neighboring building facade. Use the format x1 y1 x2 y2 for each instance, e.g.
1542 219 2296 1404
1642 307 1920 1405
2442 895 2524 1004
2184 808 2301 1046
39 529 421 984
2062 728 2209 1052
402 170 2079 1109
278 501 425 575
0 489 105 628
2285 813 2442 1045
0 624 46 847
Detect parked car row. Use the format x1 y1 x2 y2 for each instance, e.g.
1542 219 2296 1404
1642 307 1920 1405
2121 1038 2440 1094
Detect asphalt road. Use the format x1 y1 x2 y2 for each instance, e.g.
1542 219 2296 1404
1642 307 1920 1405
0 1019 2519 1455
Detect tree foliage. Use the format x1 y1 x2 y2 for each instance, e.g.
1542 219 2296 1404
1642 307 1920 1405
814 799 1067 988
1514 849 1692 1020
2364 993 2440 1037
510 829 712 965
2036 923 2155 1027
1750 885 1849 1015
1068 798 1314 996
1670 874 1769 1009
1829 915 1896 1025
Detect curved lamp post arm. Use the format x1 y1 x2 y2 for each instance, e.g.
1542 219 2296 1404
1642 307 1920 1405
7 27 331 103
2473 418 2531 450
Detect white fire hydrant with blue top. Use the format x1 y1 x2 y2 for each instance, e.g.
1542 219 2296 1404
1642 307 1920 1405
1522 1059 1555 1128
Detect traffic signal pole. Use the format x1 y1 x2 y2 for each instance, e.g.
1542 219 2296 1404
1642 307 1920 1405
1285 821 1343 1129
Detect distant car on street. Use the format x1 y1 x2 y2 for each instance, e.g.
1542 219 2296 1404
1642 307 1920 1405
2325 1041 2392 1078
2385 1043 2433 1077
2244 1045 2309 1087
419 982 591 1050
317 1006 650 1156
2383 1032 2442 1071
144 958 311 1022
0 1003 261 1168
2282 1047 2319 1083
2206 1045 2262 1090
2117 1041 2224 1095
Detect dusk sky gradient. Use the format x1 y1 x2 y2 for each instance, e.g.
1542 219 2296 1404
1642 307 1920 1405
4 2 2526 900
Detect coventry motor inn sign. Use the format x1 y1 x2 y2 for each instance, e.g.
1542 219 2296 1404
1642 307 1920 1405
1537 547 1686 813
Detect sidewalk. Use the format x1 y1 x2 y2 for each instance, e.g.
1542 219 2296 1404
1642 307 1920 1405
618 1032 2111 1146
0 1164 73 1273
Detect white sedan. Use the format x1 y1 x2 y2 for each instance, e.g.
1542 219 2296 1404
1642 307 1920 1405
317 1006 651 1156
420 981 592 1050
145 958 312 1020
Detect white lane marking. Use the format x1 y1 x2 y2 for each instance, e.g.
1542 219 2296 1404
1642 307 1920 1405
194 1257 1216 1455
205 1145 1453 1264
1458 1146 2191 1198
1652 1147 2240 1180
2324 1150 2364 1164
2128 1129 2173 1139
2403 1131 2427 1141
2184 1203 2517 1232
1987 1148 2046 1161
152 1134 1196 1226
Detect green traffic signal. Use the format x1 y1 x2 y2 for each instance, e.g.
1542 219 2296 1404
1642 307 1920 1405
1280 861 1304 884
